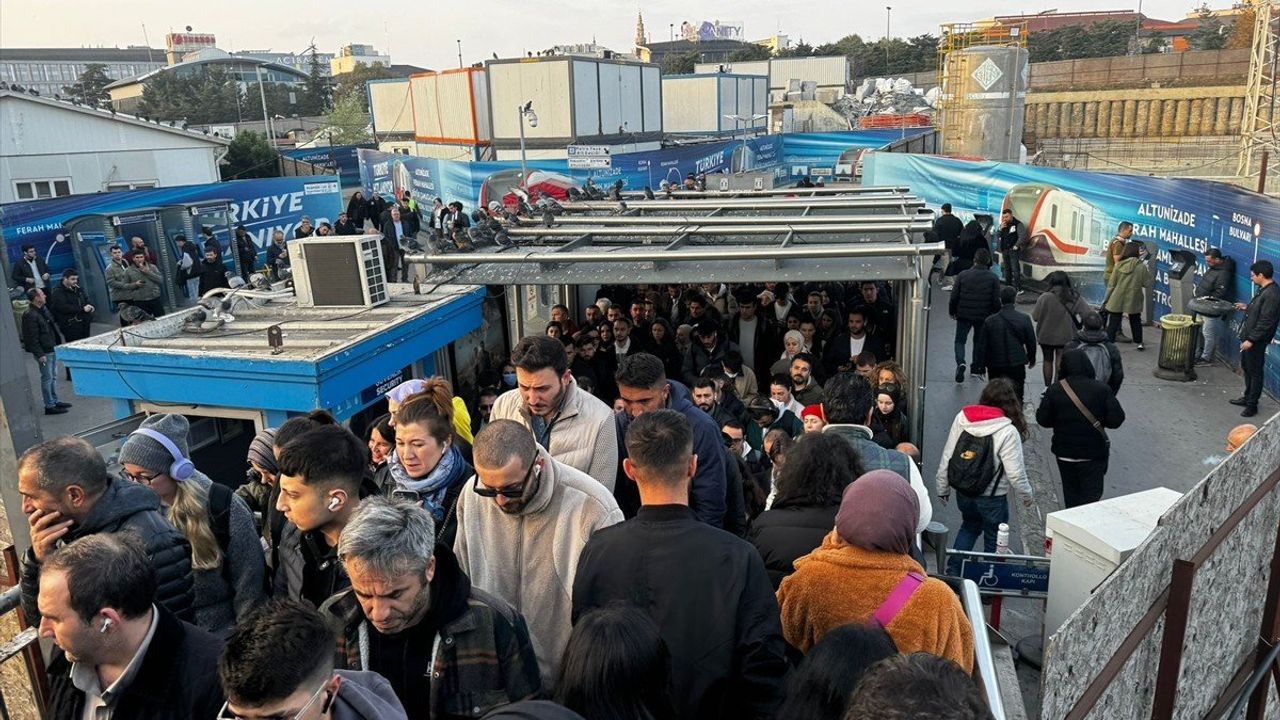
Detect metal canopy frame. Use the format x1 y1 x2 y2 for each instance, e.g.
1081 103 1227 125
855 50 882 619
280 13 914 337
407 191 937 445
559 194 922 213
606 184 913 199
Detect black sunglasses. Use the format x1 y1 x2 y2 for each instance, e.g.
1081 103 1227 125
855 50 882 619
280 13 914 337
472 460 538 498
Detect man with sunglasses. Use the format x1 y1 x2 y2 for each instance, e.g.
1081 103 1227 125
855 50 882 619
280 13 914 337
219 598 407 720
455 420 623 689
17 436 194 627
38 533 224 720
325 498 541 718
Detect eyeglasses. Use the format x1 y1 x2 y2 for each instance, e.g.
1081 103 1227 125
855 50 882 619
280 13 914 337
122 469 162 485
218 674 341 720
472 460 537 499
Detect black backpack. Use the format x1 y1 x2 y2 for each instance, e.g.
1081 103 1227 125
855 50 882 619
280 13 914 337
946 431 999 497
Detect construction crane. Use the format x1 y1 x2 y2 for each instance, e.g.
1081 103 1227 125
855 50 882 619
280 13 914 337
1238 0 1279 192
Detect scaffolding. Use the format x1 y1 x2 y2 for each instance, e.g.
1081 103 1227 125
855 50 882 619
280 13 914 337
937 21 1029 157
1237 0 1279 187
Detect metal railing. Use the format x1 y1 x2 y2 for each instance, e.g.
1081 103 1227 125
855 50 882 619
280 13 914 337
0 546 48 719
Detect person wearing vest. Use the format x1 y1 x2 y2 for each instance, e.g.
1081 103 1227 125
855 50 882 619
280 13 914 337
934 380 1036 576
819 373 932 539
118 414 265 636
777 470 975 672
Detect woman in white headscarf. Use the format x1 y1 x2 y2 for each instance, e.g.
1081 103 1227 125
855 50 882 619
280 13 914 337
771 330 808 377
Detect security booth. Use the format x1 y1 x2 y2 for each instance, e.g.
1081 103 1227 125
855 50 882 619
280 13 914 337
408 188 939 445
56 279 486 486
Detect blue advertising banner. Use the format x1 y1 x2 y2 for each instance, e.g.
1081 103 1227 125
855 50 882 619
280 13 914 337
864 152 1280 396
2 176 344 277
780 128 935 179
280 144 372 188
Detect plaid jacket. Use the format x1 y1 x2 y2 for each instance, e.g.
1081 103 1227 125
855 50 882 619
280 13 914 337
322 585 541 719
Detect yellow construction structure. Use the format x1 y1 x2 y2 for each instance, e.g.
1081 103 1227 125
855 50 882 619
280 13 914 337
937 22 1029 157
1238 0 1279 189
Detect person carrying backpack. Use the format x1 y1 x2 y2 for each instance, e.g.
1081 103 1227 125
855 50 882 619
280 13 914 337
1066 312 1124 395
935 379 1035 575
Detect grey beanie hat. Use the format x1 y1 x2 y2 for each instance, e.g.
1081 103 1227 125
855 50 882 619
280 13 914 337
119 414 191 475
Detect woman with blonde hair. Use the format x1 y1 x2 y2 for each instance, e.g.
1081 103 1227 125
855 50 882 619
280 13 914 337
384 380 475 545
119 413 265 635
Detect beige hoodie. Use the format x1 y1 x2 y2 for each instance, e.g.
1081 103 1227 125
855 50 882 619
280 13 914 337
453 447 623 688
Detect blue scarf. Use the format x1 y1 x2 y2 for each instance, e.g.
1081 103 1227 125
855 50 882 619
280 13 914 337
388 444 461 521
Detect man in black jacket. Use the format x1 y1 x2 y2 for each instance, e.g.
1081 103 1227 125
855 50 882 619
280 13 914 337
822 308 889 377
978 286 1037 400
1036 350 1126 508
933 203 964 267
19 436 195 625
48 269 94 344
950 248 1002 383
11 243 51 291
997 208 1028 292
233 225 257 281
21 288 67 414
1231 260 1279 418
379 206 412 282
574 410 787 720
38 533 223 720
726 289 779 381
1196 248 1235 364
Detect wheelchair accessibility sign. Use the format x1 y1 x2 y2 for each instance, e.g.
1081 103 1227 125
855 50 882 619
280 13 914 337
957 553 1050 598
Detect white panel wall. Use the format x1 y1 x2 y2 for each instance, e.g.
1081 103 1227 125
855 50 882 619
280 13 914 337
735 77 752 123
596 63 622 137
617 64 643 135
572 60 600 137
409 75 440 139
488 60 573 140
1 148 219 203
752 77 768 121
435 72 475 141
717 80 736 133
471 71 492 141
662 77 718 133
414 142 481 160
642 66 662 132
368 79 413 134
770 56 849 90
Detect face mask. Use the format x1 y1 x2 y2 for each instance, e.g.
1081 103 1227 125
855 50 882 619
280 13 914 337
503 373 518 386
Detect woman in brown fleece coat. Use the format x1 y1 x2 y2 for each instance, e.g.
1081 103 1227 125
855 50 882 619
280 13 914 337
776 470 975 672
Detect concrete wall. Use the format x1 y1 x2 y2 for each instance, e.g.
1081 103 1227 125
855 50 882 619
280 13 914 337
1024 86 1255 143
1042 415 1280 719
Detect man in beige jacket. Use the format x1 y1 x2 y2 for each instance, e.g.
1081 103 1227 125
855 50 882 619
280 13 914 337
455 420 623 688
490 335 618 490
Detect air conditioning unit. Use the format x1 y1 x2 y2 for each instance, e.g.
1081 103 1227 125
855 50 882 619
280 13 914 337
288 235 389 308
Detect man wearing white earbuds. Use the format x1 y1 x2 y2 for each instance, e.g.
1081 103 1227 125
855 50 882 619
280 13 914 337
274 425 368 607
38 532 225 719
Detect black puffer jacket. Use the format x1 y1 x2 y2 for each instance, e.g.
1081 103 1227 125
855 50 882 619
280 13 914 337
978 305 1037 369
950 266 1002 324
1196 257 1235 301
22 478 195 624
1035 352 1126 461
747 504 838 589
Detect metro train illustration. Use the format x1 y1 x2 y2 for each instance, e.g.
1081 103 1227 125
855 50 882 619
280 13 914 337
1002 183 1109 280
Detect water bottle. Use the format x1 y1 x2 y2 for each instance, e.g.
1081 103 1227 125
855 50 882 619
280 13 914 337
996 523 1012 555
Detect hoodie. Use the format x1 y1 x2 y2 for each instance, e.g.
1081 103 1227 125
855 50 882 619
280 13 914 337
454 448 623 688
1066 327 1124 394
21 477 195 626
331 671 409 720
934 405 1034 502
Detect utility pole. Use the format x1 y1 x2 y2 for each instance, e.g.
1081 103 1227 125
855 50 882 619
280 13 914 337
885 7 893 74
255 64 275 149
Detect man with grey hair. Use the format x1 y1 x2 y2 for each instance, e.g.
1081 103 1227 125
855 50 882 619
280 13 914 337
455 419 623 688
322 496 541 718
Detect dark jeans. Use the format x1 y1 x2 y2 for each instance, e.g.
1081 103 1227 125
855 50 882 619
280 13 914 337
1106 312 1142 345
947 493 1009 575
1002 249 1021 291
133 298 165 319
988 364 1027 401
1242 343 1266 405
1057 457 1109 508
954 318 987 371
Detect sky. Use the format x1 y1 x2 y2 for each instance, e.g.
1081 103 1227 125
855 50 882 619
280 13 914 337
1 0 1207 70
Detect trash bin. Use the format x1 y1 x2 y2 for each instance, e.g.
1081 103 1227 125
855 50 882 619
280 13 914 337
1154 313 1201 382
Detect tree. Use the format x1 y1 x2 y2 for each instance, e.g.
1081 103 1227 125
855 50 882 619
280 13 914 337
1028 20 1146 63
323 92 372 145
221 131 279 180
728 44 772 62
1142 31 1167 54
1189 5 1228 50
301 49 331 115
62 63 111 105
662 50 700 75
776 40 815 58
137 66 243 124
332 61 394 112
1226 6 1255 50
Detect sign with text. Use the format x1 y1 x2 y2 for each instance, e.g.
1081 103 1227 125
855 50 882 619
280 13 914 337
568 157 612 169
567 145 610 157
958 555 1050 598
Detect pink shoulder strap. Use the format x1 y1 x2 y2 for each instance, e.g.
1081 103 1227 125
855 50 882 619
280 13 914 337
872 571 926 628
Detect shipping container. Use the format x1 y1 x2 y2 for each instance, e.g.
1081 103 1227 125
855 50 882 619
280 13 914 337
662 74 768 135
410 68 491 147
695 56 849 95
414 142 488 161
486 56 662 153
367 78 414 137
